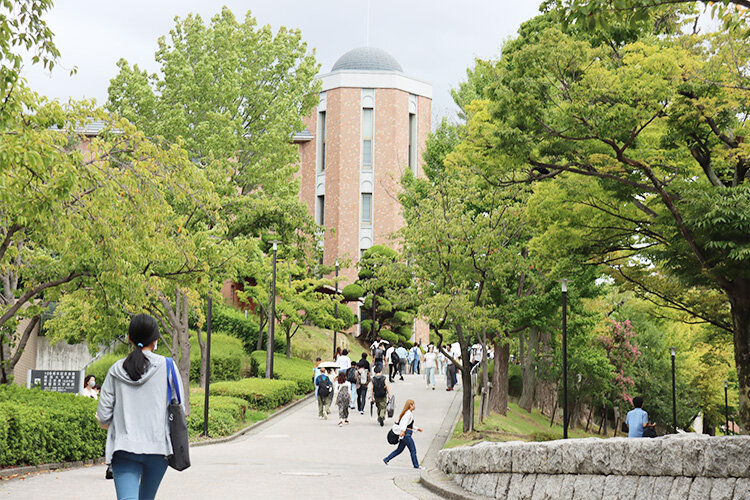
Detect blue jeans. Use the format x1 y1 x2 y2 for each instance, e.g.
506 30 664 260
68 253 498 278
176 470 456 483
112 451 168 500
384 430 419 468
425 366 436 387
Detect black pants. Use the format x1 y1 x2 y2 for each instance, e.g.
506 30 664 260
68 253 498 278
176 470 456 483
357 386 368 412
389 363 397 381
447 364 456 389
398 360 406 379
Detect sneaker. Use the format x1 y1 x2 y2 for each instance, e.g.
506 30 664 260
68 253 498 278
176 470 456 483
324 413 328 420
378 417 384 426
414 466 425 470
383 459 389 466
360 411 364 415
338 421 343 426
432 386 435 390
345 420 349 424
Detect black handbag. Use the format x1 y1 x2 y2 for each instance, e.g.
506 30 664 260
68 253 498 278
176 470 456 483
166 357 191 471
387 429 400 445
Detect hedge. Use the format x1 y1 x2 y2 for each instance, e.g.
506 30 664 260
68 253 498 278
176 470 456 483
0 385 105 466
86 332 243 385
186 388 267 438
209 378 296 411
249 351 314 395
210 305 284 354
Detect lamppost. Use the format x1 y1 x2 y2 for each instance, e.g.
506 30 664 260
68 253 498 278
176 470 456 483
333 261 339 358
725 380 730 435
266 241 279 380
671 346 677 433
203 296 212 437
561 279 569 439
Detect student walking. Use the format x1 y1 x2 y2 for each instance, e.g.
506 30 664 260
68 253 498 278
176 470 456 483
96 314 184 500
396 343 408 380
370 365 391 426
315 369 333 419
423 345 438 390
383 399 423 469
356 363 371 414
334 372 351 426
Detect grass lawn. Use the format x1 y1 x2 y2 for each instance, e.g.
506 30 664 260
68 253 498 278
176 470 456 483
445 400 606 448
290 325 367 362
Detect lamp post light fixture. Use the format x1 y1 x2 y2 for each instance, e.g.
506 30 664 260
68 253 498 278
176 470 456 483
561 279 569 439
266 241 279 380
333 261 339 358
671 346 677 433
725 380 730 435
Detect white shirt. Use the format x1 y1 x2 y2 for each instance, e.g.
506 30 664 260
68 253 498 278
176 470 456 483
338 355 351 371
82 387 98 399
386 346 395 365
424 351 437 368
392 409 414 434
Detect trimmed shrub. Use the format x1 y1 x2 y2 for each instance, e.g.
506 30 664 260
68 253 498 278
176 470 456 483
210 305 284 354
378 330 399 345
187 389 255 438
0 385 105 466
209 378 296 411
249 351 314 395
188 332 243 382
342 283 364 301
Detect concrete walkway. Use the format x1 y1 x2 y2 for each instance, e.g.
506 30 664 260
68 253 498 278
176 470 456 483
1 371 458 499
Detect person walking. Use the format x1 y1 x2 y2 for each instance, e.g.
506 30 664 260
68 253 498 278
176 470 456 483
358 352 371 371
625 396 656 438
396 343 408 381
386 343 397 382
446 359 457 391
410 344 422 375
370 365 391 427
373 342 385 373
96 314 183 500
383 399 423 469
342 349 357 409
334 372 351 426
315 369 333 419
423 345 438 390
356 362 371 414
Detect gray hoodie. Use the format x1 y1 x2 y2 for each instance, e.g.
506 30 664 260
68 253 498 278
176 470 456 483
96 351 184 464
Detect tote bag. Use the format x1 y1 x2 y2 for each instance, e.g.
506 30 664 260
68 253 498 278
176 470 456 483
166 357 191 471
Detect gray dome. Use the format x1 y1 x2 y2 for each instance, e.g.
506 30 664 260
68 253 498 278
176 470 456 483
331 47 403 73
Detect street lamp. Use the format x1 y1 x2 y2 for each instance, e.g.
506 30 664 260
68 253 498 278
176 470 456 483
725 380 730 435
561 279 569 439
266 241 279 380
333 261 339 358
203 296 213 437
671 346 676 433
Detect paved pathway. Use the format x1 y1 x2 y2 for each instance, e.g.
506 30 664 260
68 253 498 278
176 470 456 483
1 371 458 499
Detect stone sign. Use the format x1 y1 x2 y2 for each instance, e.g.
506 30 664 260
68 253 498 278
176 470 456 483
27 369 82 394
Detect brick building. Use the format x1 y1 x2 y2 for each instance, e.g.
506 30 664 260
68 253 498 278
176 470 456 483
296 47 431 343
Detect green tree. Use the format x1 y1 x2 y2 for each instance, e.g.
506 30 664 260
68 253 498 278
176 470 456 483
460 14 750 430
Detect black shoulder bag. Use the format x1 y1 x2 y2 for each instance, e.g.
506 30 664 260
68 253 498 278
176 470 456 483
166 357 191 471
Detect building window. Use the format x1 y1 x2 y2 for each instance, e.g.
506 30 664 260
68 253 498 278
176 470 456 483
319 111 326 172
362 108 373 170
316 195 325 225
361 193 372 225
408 113 416 175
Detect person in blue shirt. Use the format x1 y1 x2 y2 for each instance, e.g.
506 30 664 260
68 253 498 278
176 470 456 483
625 396 655 438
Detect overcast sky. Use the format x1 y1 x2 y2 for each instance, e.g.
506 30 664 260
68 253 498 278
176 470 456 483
22 1 543 124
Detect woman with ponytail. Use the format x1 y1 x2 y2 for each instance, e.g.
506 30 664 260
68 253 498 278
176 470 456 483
96 314 183 500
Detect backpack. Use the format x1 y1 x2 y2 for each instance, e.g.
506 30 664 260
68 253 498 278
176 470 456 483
374 348 384 361
391 350 400 364
372 375 387 398
358 367 369 385
317 375 332 398
346 366 358 383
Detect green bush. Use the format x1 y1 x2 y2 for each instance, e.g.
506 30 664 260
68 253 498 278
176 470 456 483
209 378 296 411
87 332 244 385
342 283 364 301
0 385 106 466
210 305 284 354
378 329 399 345
187 389 255 437
188 332 243 382
530 431 558 442
249 351 314 395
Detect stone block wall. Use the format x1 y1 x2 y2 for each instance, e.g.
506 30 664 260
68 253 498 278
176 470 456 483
438 436 750 499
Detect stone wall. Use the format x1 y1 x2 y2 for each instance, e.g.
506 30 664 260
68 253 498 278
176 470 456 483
438 436 750 499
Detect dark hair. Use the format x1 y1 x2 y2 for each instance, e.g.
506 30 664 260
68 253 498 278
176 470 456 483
93 384 101 391
398 342 403 347
361 353 368 359
122 314 160 381
633 396 643 408
342 349 348 356
84 374 95 387
374 365 382 373
337 372 347 384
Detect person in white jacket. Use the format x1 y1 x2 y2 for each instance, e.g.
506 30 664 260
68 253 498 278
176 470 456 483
383 399 423 469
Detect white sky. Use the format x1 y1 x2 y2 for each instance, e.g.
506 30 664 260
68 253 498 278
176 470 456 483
21 1 543 125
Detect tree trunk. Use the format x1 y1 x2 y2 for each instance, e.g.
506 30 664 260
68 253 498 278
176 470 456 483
489 337 509 416
729 280 750 433
159 288 192 415
519 327 538 412
534 330 555 415
460 344 474 433
285 327 291 359
585 406 594 432
256 304 267 352
602 406 609 436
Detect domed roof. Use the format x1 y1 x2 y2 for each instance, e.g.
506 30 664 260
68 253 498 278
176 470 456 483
331 47 403 73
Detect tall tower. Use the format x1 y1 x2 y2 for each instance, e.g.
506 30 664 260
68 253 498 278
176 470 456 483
297 47 432 295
